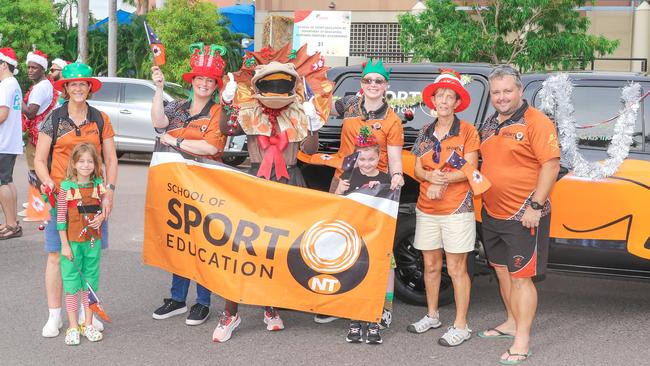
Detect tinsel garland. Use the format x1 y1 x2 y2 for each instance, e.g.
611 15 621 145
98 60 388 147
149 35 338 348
538 74 641 180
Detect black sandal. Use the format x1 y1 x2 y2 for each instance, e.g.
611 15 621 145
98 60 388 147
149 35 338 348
0 224 22 240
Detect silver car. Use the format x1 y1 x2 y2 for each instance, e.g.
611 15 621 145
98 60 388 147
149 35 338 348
89 77 247 166
89 77 188 157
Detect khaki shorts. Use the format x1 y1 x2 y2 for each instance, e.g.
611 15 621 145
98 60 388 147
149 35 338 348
413 209 476 253
25 142 36 171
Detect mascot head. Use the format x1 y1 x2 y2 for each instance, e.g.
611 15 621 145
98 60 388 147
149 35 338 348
251 61 300 109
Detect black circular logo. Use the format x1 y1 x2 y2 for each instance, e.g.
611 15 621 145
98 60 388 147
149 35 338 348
287 220 369 295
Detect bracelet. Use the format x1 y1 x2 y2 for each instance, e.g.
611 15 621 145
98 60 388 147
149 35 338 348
392 172 403 177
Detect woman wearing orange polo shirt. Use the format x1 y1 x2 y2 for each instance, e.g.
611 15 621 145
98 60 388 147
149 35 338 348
406 70 479 347
331 59 404 192
315 59 404 327
150 43 227 327
34 61 118 338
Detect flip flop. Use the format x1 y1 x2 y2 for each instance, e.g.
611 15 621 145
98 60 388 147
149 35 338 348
477 328 514 339
499 349 532 365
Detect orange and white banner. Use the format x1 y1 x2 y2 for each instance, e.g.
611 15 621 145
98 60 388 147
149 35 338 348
143 150 399 322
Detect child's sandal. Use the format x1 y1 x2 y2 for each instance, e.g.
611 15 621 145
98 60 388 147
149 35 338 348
83 324 103 342
64 327 80 346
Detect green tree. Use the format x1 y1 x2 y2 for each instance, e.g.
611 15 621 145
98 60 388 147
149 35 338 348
146 0 242 84
0 0 62 87
398 0 619 71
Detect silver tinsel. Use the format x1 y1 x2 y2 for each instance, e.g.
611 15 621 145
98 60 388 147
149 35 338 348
538 74 641 180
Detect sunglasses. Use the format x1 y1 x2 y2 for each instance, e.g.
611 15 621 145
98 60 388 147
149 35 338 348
50 68 61 72
361 78 386 86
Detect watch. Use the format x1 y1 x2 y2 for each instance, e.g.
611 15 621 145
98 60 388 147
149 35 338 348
530 201 544 210
176 137 184 148
106 183 116 191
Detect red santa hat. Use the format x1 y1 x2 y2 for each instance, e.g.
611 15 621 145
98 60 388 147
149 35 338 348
0 47 19 75
26 50 49 70
51 58 69 70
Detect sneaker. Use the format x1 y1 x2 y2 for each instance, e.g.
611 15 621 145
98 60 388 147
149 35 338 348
379 308 392 329
314 314 339 324
212 312 241 342
82 324 103 342
185 303 210 326
64 327 80 346
263 309 284 331
92 315 104 331
366 323 383 344
438 325 472 347
152 298 187 320
42 315 63 338
406 312 442 334
345 321 363 343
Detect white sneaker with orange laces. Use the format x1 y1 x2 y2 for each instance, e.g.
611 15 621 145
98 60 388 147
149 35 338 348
212 312 241 342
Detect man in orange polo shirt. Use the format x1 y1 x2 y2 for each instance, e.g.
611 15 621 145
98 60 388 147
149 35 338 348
478 65 560 365
407 69 478 347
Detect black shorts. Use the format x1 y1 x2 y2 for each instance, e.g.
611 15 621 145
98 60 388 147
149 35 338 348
0 153 17 185
481 208 550 278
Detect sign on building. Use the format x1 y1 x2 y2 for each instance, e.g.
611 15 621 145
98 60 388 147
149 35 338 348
292 11 351 57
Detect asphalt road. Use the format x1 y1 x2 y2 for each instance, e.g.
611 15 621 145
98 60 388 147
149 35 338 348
1 155 649 366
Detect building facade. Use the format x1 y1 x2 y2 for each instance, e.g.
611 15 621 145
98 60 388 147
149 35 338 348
255 0 650 72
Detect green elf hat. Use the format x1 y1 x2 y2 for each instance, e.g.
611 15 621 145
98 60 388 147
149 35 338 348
53 61 102 93
362 58 392 81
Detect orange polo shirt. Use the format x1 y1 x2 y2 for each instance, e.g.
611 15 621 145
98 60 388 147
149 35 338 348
479 102 560 220
335 97 404 177
40 107 115 186
412 117 480 215
162 100 226 161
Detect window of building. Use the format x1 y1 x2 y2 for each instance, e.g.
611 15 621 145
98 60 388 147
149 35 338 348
349 23 407 62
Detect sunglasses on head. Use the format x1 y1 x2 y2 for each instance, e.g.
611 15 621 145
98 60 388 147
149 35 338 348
361 77 386 86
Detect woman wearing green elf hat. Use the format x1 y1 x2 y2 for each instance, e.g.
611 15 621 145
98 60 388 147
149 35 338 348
316 59 404 344
34 61 118 339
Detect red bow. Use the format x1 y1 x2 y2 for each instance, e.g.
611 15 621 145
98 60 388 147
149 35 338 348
257 132 289 181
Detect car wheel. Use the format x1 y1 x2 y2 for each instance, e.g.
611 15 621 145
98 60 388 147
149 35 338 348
223 155 247 167
393 213 476 307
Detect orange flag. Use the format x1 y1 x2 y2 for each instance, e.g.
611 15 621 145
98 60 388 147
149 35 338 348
444 150 491 195
144 21 166 66
26 185 51 221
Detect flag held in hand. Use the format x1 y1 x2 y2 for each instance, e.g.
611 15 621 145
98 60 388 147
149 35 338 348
144 21 165 66
445 150 491 195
